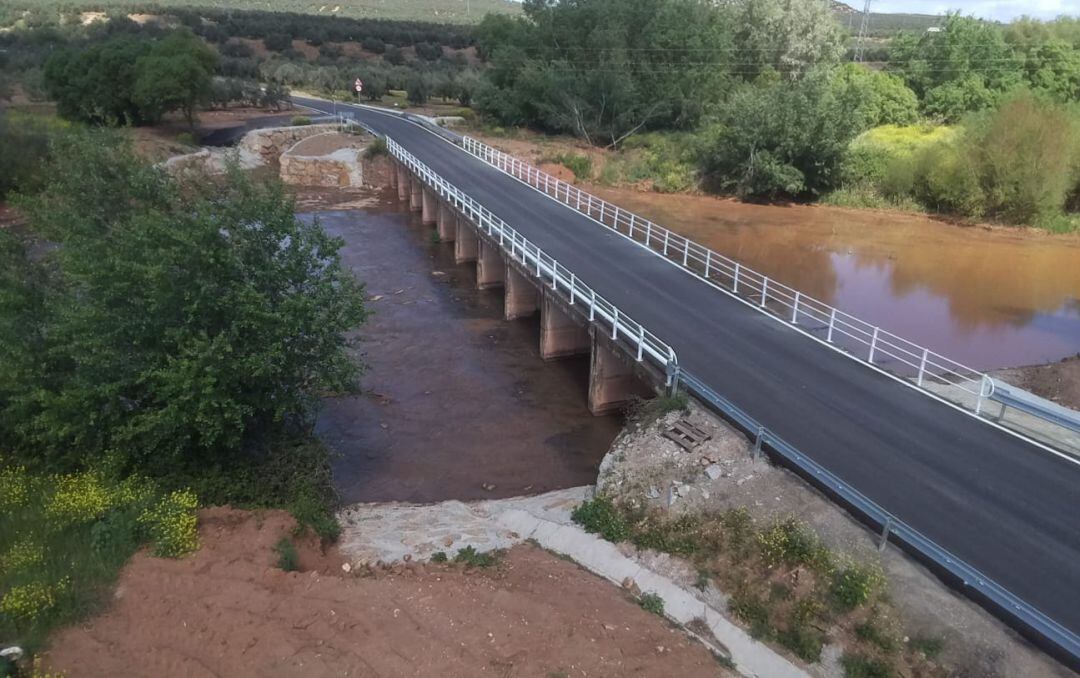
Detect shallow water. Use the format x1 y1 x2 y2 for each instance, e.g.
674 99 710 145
307 203 621 504
590 187 1080 370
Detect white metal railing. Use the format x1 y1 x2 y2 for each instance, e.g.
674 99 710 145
460 136 1004 417
382 133 678 373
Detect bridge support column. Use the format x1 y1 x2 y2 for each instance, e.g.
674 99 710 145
476 240 505 290
396 164 409 202
422 188 437 225
588 335 640 415
437 202 456 242
454 219 478 264
504 265 539 320
540 293 590 360
409 177 422 211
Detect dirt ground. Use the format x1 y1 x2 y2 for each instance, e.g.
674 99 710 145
994 355 1080 411
43 508 727 678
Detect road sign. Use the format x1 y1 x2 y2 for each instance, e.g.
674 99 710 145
354 78 363 93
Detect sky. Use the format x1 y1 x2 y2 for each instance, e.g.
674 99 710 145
868 0 1076 22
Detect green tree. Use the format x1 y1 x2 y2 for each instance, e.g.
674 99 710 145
700 72 866 200
133 30 218 126
830 63 919 126
406 73 430 105
729 0 845 81
44 34 151 126
0 131 366 474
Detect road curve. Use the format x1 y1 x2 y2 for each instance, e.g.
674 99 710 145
299 98 1080 643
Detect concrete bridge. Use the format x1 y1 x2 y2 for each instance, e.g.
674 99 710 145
295 97 1080 666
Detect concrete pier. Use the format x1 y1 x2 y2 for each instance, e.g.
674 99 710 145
409 178 422 211
422 188 437 225
437 202 456 242
504 265 539 320
588 335 640 415
396 165 409 202
455 219 479 264
540 293 590 360
476 240 505 290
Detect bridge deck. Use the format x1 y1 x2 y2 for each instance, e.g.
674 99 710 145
300 99 1080 640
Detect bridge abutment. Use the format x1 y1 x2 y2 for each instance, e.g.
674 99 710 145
455 220 478 264
504 265 539 320
476 240 505 290
422 188 437 225
540 293 590 360
437 202 456 242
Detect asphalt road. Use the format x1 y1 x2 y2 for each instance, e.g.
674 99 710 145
299 98 1080 641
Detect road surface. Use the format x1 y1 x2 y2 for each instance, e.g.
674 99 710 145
298 98 1080 645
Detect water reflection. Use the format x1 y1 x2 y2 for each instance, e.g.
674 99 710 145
589 187 1080 369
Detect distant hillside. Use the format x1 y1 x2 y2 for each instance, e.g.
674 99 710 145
831 1 943 36
3 0 522 24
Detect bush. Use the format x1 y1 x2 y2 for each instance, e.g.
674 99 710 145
570 496 630 542
541 153 592 182
638 592 665 616
757 518 829 570
274 537 299 571
840 652 894 678
830 560 886 611
291 115 312 126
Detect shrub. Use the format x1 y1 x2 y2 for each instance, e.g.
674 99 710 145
571 497 630 542
910 140 985 217
291 115 312 126
139 489 199 558
909 634 945 658
757 518 829 570
274 537 299 571
0 579 68 625
638 592 665 616
830 559 885 611
453 545 501 568
430 551 448 563
840 652 894 678
541 153 592 182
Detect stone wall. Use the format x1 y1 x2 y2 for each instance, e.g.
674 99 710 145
279 133 365 188
239 124 340 164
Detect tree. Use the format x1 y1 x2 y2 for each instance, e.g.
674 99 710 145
406 73 430 105
700 72 866 200
728 0 845 81
830 63 919 127
44 34 151 125
134 30 218 126
0 131 366 474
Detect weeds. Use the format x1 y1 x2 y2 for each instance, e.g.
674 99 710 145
841 652 894 678
274 537 299 572
638 592 665 616
830 560 885 612
363 137 388 159
570 496 630 542
429 551 448 563
540 153 592 182
855 618 900 654
909 634 945 659
429 230 441 244
453 546 501 568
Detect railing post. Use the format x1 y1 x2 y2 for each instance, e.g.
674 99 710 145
869 327 880 364
663 231 670 256
576 191 581 210
666 363 681 395
753 426 765 461
613 207 621 229
917 348 929 386
587 195 593 216
975 374 990 415
589 290 596 321
827 308 837 343
637 326 645 361
569 273 576 304
791 292 800 323
760 277 769 307
878 518 892 552
682 240 690 266
629 213 636 237
599 202 605 223
612 309 619 339
733 262 740 292
705 250 712 278
645 223 652 247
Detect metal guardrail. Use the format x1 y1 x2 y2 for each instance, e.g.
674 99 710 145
459 137 1002 409
377 131 679 374
675 369 1080 664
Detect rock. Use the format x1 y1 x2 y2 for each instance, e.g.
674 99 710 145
704 464 723 481
442 535 455 547
645 485 661 499
701 490 710 500
481 483 496 492
0 647 24 662
341 562 352 573
666 486 678 506
403 554 412 562
735 474 755 486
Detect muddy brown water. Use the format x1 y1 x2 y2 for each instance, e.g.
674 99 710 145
308 201 621 504
590 187 1080 370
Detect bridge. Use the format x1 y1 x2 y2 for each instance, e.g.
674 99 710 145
295 96 1080 665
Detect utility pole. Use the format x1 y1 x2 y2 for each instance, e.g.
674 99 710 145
855 0 872 63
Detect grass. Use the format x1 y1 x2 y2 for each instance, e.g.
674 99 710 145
0 463 199 654
539 152 593 182
638 592 665 616
909 634 945 659
841 652 894 678
568 496 940 671
453 546 502 568
625 392 689 424
274 537 299 572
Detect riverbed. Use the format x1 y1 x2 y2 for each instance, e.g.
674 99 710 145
307 199 621 504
